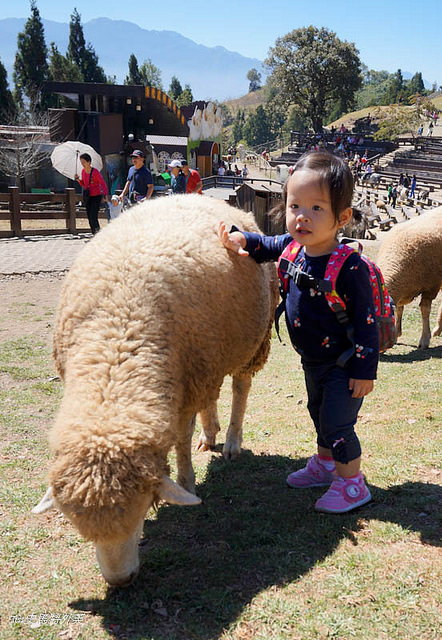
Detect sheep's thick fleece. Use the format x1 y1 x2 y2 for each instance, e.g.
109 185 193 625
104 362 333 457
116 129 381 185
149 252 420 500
48 195 277 544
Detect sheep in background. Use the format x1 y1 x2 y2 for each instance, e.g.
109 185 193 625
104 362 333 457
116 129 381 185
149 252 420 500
33 195 278 586
377 206 442 348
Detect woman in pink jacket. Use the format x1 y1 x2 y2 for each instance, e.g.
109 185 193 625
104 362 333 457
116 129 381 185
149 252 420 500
75 153 108 234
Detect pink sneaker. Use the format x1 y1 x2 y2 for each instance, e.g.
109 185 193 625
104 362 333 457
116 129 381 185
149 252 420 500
286 455 336 488
315 473 371 513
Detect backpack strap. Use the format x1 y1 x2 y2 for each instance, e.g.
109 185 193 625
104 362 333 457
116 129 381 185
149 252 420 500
275 240 302 341
323 242 362 367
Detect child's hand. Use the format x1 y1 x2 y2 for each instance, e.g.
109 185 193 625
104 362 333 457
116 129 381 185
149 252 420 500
349 378 374 398
218 222 249 256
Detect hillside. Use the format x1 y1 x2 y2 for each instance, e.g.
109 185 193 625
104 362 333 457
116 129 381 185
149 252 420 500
224 88 266 113
0 17 265 101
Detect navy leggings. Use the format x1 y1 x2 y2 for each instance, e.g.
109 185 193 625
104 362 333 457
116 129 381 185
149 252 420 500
303 362 363 464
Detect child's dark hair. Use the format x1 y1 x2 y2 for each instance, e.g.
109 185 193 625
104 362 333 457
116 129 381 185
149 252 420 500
271 151 354 223
79 153 92 163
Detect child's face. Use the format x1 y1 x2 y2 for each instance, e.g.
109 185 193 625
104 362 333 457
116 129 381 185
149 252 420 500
285 170 351 256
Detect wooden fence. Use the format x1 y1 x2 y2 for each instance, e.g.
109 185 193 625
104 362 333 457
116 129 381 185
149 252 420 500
0 186 108 238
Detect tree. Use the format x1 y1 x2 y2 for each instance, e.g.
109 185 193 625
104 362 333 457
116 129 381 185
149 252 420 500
0 58 16 123
247 68 262 92
125 54 141 85
169 76 183 100
67 9 106 83
48 43 82 83
243 105 271 146
0 109 52 191
266 26 362 132
176 84 193 107
385 69 404 104
408 72 425 96
232 109 245 144
13 0 49 110
139 59 163 89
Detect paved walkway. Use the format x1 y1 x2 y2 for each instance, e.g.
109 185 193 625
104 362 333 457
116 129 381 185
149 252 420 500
0 234 90 275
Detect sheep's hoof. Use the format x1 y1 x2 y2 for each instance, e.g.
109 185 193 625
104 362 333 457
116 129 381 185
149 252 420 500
196 436 216 452
222 440 241 460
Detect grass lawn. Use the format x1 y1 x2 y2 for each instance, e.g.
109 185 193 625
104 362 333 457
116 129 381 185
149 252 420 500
0 273 441 640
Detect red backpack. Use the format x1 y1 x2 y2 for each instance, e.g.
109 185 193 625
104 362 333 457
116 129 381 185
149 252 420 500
276 239 396 362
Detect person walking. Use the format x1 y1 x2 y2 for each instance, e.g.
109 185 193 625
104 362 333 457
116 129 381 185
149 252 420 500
75 153 108 234
218 151 378 513
120 150 154 204
168 160 186 194
181 160 203 194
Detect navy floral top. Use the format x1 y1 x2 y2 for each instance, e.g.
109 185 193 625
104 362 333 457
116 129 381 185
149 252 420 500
243 232 379 380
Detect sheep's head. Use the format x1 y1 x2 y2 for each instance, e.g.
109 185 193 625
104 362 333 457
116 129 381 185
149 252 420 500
33 440 200 587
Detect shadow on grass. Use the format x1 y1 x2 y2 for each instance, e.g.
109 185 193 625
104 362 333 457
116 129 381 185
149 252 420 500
71 452 441 640
381 343 442 362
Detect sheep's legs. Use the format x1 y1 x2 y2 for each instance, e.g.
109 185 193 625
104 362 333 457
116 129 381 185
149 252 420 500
396 305 404 339
418 295 433 349
223 374 252 460
432 298 442 338
176 414 197 494
196 404 220 452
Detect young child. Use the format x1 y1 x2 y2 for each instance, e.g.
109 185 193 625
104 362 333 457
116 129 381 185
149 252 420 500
218 151 379 514
108 194 123 220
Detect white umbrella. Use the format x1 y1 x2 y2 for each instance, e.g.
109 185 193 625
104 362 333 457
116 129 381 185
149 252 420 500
50 141 103 181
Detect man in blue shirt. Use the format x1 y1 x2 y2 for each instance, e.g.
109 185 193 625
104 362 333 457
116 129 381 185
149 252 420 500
120 150 154 203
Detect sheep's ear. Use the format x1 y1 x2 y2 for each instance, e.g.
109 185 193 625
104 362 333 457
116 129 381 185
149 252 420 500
158 476 201 506
32 486 56 513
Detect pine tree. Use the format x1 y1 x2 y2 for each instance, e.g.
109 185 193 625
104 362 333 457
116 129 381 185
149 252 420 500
0 57 16 122
169 76 183 100
139 59 163 89
408 72 425 95
67 9 106 82
13 0 49 110
176 84 193 107
125 54 141 85
48 43 82 83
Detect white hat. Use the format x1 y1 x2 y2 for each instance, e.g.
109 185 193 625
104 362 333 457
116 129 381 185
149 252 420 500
168 159 182 168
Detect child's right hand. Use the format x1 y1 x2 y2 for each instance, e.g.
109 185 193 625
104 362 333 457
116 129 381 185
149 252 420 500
218 222 249 256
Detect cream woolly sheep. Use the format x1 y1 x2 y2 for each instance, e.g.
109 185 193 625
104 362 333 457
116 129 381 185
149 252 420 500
377 206 442 348
33 195 278 586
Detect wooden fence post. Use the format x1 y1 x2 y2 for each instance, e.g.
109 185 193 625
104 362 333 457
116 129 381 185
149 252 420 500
9 186 22 237
65 188 77 234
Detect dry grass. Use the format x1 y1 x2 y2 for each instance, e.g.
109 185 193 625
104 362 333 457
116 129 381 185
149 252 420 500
0 261 441 640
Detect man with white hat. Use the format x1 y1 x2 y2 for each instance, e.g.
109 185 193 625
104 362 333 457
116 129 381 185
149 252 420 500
168 159 186 194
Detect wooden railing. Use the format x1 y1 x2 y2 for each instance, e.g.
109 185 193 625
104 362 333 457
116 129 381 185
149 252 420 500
0 187 108 238
202 175 282 190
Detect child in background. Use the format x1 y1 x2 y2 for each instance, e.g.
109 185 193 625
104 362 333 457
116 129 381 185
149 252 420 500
108 194 123 220
218 151 379 514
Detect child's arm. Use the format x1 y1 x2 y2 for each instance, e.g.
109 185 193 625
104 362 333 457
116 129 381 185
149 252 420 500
218 222 249 256
348 378 374 398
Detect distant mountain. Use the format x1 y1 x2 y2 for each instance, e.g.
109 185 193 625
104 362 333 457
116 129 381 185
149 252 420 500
0 17 266 101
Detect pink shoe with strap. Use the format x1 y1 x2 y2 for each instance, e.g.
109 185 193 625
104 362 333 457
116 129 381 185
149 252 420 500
286 454 336 488
314 473 371 513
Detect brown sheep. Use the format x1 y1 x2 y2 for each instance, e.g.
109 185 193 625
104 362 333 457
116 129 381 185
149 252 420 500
377 206 442 348
33 195 278 586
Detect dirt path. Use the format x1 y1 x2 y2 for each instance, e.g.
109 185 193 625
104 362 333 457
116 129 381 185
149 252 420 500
0 273 64 341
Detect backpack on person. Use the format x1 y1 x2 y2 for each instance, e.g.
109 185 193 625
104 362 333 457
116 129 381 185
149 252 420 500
276 238 396 364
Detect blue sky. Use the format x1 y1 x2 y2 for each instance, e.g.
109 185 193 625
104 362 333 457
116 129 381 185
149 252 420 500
4 0 442 85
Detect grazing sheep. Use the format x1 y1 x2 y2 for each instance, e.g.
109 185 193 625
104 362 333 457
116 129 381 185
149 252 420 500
375 200 387 212
377 206 442 348
33 195 278 586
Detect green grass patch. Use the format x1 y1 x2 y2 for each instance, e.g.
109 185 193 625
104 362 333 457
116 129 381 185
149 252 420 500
0 290 441 640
